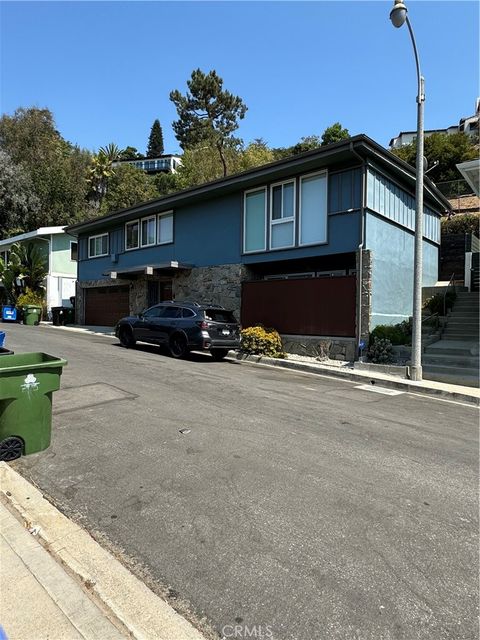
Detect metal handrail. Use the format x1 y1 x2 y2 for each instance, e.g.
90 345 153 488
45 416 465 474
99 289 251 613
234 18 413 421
443 273 456 316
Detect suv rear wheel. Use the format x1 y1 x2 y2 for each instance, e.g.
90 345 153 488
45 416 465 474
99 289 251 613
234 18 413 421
169 333 188 359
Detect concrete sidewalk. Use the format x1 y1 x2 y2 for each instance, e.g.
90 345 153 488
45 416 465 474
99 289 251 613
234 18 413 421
0 463 207 640
1 502 125 640
42 323 480 405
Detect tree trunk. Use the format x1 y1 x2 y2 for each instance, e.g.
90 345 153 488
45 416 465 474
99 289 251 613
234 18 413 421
217 143 228 177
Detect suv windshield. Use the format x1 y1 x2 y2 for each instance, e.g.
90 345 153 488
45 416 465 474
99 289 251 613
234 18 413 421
204 309 237 323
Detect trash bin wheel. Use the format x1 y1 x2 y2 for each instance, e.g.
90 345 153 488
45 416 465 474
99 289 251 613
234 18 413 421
0 436 24 461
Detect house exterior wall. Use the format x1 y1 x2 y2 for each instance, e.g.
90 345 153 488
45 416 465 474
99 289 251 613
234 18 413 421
364 166 441 329
365 213 439 328
174 264 250 319
366 167 440 243
50 233 77 276
77 168 363 283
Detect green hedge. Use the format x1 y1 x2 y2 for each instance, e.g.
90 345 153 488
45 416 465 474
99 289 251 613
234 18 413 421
441 213 479 236
370 319 412 345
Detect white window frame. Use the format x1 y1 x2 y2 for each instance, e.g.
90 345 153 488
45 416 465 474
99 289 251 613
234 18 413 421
299 170 328 247
140 216 157 247
243 186 267 254
70 241 78 261
125 219 140 251
88 233 109 258
157 211 174 245
269 179 296 250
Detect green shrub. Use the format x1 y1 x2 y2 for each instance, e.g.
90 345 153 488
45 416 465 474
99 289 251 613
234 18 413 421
423 291 456 315
441 213 479 236
367 337 394 364
370 324 408 345
17 287 44 307
240 326 285 358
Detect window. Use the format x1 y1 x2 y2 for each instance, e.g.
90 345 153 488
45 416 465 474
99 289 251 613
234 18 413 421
88 234 108 258
143 306 164 318
244 188 266 253
125 220 139 250
182 308 195 318
157 212 173 244
70 242 78 261
204 309 237 323
270 181 295 249
141 217 156 247
162 306 181 318
299 172 327 245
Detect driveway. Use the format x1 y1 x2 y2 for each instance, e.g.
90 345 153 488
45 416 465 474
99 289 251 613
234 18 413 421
4 324 478 640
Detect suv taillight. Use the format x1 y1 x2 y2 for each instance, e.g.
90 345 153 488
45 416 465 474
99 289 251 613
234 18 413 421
196 320 209 329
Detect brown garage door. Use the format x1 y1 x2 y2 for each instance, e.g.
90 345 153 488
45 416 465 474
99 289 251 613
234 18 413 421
85 286 130 326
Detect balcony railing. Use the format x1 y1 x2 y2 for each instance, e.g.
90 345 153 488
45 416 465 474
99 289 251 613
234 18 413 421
435 178 474 199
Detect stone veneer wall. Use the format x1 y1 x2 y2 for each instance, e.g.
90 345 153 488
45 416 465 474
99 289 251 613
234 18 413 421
357 249 372 345
130 279 147 315
174 264 251 318
281 335 357 361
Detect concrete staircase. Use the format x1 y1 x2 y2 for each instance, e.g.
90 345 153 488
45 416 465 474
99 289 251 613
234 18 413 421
422 291 479 387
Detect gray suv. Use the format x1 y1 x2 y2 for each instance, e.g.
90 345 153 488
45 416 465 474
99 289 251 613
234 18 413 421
115 300 240 360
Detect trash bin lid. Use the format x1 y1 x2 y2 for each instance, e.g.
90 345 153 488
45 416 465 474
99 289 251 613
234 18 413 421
0 352 67 374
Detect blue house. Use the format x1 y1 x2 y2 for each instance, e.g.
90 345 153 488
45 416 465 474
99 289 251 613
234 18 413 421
66 135 450 360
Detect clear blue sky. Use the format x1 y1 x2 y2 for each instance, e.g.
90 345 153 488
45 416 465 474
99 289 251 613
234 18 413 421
0 1 478 155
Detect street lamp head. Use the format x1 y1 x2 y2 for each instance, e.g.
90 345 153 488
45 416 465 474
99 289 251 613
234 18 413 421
390 0 408 28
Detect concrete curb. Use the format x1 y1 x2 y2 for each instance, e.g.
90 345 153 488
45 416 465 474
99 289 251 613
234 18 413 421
231 353 480 406
0 463 206 640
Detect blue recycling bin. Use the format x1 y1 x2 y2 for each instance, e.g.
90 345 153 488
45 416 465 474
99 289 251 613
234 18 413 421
0 332 4 348
2 306 17 322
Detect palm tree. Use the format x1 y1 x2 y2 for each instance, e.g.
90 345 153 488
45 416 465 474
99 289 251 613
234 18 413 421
87 143 122 207
0 242 47 303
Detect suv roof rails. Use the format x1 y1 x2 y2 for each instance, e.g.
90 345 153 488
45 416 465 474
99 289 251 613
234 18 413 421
159 300 226 309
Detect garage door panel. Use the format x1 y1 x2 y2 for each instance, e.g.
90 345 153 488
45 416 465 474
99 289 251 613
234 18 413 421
241 277 356 337
85 286 130 326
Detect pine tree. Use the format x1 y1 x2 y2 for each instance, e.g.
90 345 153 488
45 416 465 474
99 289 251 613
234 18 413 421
147 119 164 158
170 69 247 176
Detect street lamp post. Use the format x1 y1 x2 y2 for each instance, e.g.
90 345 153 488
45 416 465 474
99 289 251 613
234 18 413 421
390 0 425 382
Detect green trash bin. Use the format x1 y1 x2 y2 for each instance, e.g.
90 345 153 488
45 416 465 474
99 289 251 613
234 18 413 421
64 307 75 325
23 305 42 326
0 352 67 461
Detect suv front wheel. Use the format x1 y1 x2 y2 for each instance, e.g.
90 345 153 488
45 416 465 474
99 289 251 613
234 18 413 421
119 326 136 348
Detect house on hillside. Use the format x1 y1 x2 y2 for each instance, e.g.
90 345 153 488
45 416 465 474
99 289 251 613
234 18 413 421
66 135 450 360
112 154 182 174
390 99 479 149
0 227 77 312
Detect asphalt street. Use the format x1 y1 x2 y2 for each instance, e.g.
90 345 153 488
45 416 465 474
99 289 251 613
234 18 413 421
4 324 479 640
